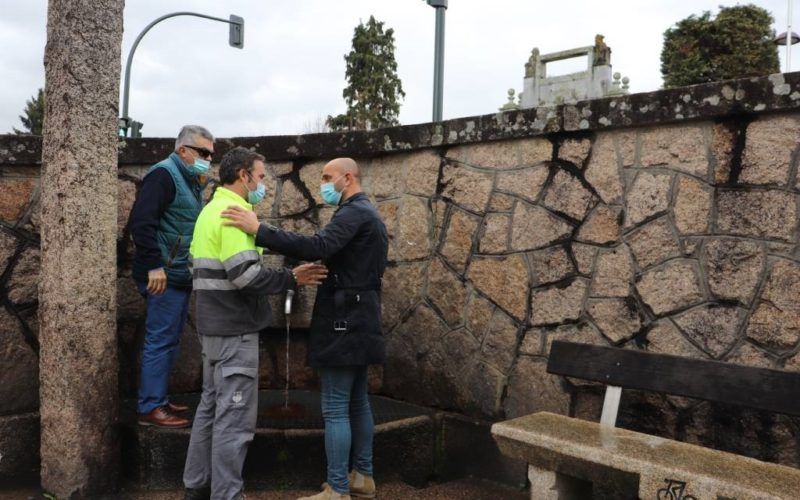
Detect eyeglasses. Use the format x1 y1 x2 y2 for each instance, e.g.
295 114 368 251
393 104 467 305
185 145 214 159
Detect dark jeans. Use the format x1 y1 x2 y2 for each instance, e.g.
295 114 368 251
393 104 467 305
137 281 191 414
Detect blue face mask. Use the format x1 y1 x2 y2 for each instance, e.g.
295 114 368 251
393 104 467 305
320 175 345 205
187 157 210 176
246 174 267 204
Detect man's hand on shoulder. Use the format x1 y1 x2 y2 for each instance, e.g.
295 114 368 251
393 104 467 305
221 205 260 235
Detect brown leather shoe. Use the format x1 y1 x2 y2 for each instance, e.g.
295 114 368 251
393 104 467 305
138 406 191 428
167 401 190 414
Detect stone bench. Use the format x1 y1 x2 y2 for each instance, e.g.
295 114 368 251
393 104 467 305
491 341 800 499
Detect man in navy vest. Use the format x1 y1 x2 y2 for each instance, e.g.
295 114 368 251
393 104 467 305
130 125 215 428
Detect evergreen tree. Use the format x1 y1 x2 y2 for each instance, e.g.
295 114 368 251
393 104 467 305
327 16 405 131
661 5 779 88
14 88 45 135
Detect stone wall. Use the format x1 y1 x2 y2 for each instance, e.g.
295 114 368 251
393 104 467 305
3 73 800 483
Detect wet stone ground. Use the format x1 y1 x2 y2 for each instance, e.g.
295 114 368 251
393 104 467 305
2 477 527 500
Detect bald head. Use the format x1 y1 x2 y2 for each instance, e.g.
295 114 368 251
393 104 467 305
321 157 362 204
325 157 360 179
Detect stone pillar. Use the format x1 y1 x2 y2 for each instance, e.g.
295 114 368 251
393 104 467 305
528 465 559 500
39 0 124 496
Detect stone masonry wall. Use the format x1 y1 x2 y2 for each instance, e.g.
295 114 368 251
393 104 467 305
3 73 800 482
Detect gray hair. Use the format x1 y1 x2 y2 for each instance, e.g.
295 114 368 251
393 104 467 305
174 125 214 150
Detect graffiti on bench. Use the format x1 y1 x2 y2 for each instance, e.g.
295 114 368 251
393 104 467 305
656 479 698 500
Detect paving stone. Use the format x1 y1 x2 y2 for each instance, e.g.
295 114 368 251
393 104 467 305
673 175 711 234
584 133 624 204
479 213 510 254
577 204 621 245
590 245 633 297
465 292 496 341
7 247 39 305
644 319 706 359
0 179 35 222
587 298 642 343
488 192 516 212
496 166 549 204
441 162 494 213
558 138 592 166
529 246 574 286
626 217 681 269
531 278 588 326
636 259 704 316
746 259 800 351
503 357 570 419
0 309 38 414
542 169 596 221
405 150 441 197
381 262 426 331
277 179 311 216
741 115 800 186
480 309 519 374
427 258 468 327
468 254 529 321
640 125 708 177
298 160 325 206
511 203 572 251
625 172 672 228
716 190 796 242
674 305 746 358
703 238 765 305
440 207 480 273
726 342 775 369
571 243 598 276
396 196 432 260
712 123 736 184
540 321 608 356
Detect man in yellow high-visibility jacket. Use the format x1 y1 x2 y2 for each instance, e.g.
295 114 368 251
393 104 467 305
183 146 327 500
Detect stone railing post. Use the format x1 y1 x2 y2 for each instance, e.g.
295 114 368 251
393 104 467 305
39 0 124 496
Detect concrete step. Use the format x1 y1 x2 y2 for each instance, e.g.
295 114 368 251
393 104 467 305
13 391 527 497
121 391 438 490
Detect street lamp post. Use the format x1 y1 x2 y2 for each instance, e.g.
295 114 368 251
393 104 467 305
425 0 447 122
790 0 794 71
119 12 245 138
776 0 800 72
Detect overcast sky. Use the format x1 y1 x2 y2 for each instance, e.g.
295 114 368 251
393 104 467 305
1 1 799 138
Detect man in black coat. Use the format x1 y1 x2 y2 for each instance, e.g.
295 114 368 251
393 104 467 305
221 157 388 500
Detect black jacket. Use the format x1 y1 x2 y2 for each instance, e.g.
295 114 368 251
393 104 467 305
256 192 388 367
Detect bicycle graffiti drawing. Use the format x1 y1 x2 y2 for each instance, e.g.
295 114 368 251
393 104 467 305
656 478 698 500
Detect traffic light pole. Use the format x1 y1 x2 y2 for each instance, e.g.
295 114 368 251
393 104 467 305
120 12 244 137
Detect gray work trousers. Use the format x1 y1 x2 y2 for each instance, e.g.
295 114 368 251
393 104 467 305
183 333 259 500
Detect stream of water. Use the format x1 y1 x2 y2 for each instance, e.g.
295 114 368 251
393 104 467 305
284 313 290 409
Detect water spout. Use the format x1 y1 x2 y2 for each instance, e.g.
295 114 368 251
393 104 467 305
283 289 294 409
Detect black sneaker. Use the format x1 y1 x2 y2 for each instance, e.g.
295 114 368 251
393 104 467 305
184 486 211 500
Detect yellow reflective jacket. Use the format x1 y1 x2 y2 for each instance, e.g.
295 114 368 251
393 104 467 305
190 187 294 336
